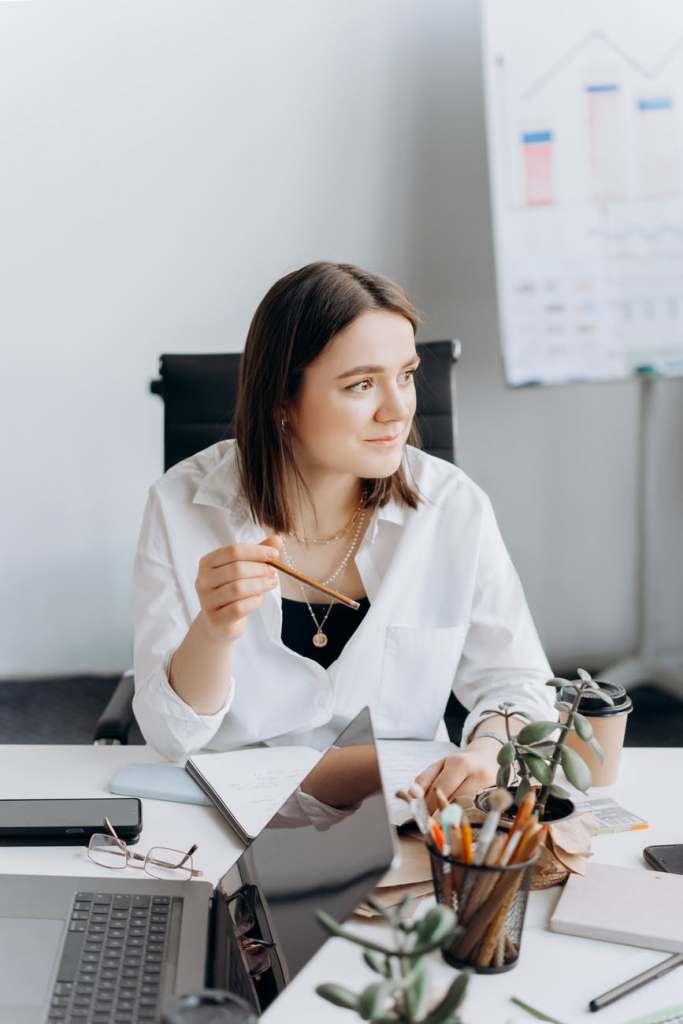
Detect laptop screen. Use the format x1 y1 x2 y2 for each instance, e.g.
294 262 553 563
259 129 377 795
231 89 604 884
214 707 394 1013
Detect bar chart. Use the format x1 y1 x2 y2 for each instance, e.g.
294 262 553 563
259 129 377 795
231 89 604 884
483 0 683 385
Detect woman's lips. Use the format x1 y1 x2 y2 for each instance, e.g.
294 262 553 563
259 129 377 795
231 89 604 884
365 434 402 445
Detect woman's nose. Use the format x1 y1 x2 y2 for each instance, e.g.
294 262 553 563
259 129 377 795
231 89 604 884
375 385 411 423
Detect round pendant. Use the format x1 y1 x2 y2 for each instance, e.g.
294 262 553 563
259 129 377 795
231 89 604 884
312 631 328 648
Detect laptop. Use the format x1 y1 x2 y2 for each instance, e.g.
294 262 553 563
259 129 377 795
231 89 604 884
0 708 395 1023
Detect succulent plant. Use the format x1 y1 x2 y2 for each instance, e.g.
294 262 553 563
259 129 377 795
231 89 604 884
479 668 613 819
316 897 469 1023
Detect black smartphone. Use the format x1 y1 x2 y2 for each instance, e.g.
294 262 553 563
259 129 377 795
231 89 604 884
0 797 142 845
643 843 683 874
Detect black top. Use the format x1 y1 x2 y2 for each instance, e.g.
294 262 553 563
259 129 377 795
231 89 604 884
281 596 371 669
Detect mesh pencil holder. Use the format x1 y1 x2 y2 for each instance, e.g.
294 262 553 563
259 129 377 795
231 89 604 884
428 829 538 974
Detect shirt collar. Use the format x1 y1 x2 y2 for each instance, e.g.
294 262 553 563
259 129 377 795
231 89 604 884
192 441 253 524
192 438 410 540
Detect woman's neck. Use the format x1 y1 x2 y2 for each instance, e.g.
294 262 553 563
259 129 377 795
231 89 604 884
284 471 365 542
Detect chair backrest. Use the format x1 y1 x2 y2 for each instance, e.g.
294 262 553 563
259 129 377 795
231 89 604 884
151 340 461 471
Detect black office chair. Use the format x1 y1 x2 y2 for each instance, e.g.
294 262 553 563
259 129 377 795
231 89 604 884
94 339 463 744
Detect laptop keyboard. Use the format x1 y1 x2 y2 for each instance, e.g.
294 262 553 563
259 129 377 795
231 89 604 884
47 891 181 1024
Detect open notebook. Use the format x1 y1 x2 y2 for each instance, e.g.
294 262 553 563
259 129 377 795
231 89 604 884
185 737 458 843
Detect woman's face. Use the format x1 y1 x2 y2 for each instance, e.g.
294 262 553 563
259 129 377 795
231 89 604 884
287 309 419 481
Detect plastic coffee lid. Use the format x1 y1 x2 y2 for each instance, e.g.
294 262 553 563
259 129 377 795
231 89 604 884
559 680 633 717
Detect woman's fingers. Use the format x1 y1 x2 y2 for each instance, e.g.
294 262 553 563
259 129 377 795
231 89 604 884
207 575 278 612
194 534 284 639
200 539 281 572
428 759 470 812
415 758 446 794
203 561 277 589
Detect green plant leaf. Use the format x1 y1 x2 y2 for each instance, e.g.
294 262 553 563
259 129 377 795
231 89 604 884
414 906 457 949
554 700 573 713
363 950 391 978
358 981 395 1020
560 746 592 791
576 668 593 684
497 741 516 766
363 896 395 924
523 753 554 785
524 741 557 757
315 912 398 957
546 677 571 690
573 713 593 742
592 690 615 707
422 972 470 1023
496 764 512 789
316 983 360 1010
404 959 430 1020
588 736 605 763
515 777 532 804
517 721 560 745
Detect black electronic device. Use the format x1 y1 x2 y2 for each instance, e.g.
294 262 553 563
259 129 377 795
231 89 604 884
0 797 142 845
643 843 683 874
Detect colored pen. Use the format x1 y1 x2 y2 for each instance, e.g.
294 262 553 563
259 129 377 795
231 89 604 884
589 953 683 1012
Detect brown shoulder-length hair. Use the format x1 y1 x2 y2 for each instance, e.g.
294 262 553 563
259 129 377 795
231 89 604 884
234 261 423 533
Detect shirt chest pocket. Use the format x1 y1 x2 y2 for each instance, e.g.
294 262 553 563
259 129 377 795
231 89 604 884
374 624 470 739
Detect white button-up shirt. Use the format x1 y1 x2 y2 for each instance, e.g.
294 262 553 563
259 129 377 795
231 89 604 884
132 440 554 760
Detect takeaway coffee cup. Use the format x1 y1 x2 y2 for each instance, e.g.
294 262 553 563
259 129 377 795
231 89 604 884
560 680 633 786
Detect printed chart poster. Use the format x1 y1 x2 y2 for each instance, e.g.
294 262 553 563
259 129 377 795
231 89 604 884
483 0 683 385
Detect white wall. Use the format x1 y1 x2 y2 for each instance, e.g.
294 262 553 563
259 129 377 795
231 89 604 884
1 0 680 677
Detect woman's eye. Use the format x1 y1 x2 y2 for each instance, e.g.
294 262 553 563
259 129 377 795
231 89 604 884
397 368 419 385
346 379 372 392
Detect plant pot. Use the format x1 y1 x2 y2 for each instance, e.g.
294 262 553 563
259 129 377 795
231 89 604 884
474 786 577 889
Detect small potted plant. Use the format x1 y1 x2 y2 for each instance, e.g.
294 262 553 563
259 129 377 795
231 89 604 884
478 669 613 820
475 670 612 886
316 898 469 1024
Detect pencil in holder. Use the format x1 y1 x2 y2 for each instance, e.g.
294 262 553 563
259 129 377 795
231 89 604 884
428 828 538 974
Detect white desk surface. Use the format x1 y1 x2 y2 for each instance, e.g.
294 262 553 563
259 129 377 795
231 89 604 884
1 745 681 1024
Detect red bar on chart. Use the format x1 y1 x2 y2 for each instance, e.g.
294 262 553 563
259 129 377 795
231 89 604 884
522 130 553 206
586 83 625 201
637 97 678 197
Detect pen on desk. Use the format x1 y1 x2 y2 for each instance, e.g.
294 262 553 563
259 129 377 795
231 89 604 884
266 558 361 609
588 953 683 1012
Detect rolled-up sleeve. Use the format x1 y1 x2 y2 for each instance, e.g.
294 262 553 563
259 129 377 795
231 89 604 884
455 498 556 745
132 488 234 761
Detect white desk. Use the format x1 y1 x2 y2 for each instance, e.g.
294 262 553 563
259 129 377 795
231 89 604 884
1 746 681 1024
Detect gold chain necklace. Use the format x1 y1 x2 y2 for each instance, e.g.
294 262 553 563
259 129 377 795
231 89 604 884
287 496 365 545
280 509 367 648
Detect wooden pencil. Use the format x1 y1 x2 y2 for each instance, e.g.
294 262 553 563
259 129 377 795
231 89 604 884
266 558 361 609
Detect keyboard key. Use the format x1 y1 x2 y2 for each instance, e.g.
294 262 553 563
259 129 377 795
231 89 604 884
93 894 113 904
133 895 151 907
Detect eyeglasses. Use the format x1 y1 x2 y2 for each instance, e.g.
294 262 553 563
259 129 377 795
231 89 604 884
88 817 203 880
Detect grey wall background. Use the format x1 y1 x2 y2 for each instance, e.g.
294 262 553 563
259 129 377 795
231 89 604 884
1 0 680 678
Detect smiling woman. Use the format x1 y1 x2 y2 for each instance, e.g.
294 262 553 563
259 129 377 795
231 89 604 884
132 262 556 805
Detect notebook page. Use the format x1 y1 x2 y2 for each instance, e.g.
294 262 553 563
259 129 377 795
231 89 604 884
377 739 459 826
187 746 322 839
